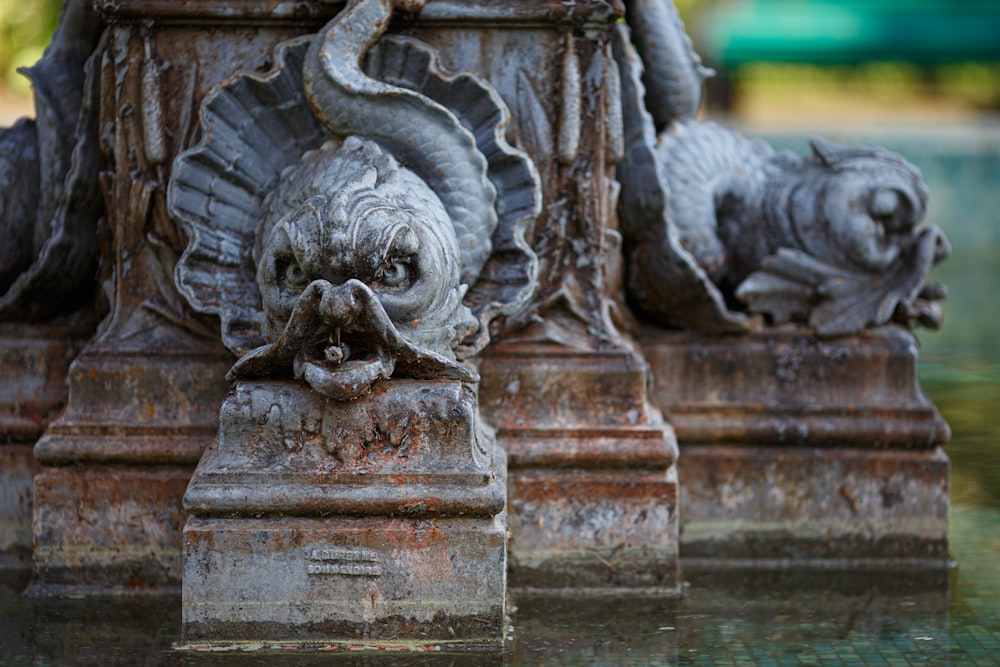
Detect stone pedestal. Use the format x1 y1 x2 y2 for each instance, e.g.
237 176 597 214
641 325 950 566
480 344 679 591
181 380 506 647
0 323 89 571
27 9 307 593
678 445 949 565
30 349 229 593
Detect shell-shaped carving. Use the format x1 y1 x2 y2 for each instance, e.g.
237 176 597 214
364 35 540 352
170 25 539 356
170 38 329 354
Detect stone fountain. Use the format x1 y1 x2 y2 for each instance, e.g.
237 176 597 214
0 0 950 650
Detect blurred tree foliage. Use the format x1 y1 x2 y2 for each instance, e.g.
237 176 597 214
0 0 63 96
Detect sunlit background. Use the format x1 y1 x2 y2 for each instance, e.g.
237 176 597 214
0 0 60 123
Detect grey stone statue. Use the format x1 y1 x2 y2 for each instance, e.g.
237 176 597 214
617 0 949 337
0 0 102 320
168 0 539 397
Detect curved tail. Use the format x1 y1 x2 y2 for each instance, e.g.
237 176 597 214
624 0 713 131
302 0 498 286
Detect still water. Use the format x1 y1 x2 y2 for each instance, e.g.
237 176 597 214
1 127 998 665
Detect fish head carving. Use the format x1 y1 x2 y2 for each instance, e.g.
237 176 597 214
793 138 930 273
257 137 476 355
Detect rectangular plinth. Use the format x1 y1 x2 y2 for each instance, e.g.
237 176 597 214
31 466 192 593
508 464 679 590
480 344 680 592
679 445 950 566
0 445 38 569
185 380 504 518
182 379 507 646
182 515 505 645
0 323 86 443
641 325 949 447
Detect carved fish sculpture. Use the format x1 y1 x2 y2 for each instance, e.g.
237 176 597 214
169 0 540 398
617 0 950 336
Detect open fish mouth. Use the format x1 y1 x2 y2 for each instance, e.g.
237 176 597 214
227 278 477 400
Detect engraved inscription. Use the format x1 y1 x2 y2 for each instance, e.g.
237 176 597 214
307 548 382 577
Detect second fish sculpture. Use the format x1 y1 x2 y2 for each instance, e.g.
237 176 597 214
168 0 539 398
617 0 949 337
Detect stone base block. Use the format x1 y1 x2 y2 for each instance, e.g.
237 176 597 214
30 466 192 593
0 445 39 571
1 322 89 567
182 515 506 645
642 325 949 447
678 445 950 566
27 349 228 592
181 379 507 647
508 464 679 590
479 344 680 592
0 323 87 444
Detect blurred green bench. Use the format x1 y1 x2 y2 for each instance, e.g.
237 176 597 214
697 0 1000 67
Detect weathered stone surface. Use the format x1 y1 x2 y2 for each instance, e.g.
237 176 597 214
507 466 678 589
643 324 949 564
642 324 949 447
31 467 190 592
0 324 88 444
678 445 949 565
0 323 89 566
0 446 37 571
185 380 503 517
182 379 506 644
480 344 679 591
30 352 229 593
183 515 505 644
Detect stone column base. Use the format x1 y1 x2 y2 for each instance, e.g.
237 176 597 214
678 445 950 567
181 379 507 647
641 324 950 566
28 350 229 594
182 515 505 646
0 445 38 573
1 322 90 569
480 343 680 592
641 324 949 447
508 462 679 590
31 466 191 594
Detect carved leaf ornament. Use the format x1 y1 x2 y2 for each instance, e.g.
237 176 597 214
168 0 540 398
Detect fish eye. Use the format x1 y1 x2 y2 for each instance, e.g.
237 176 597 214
281 258 308 290
870 189 913 234
376 258 412 289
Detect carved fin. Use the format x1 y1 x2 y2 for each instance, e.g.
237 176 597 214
613 23 751 333
738 228 948 337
